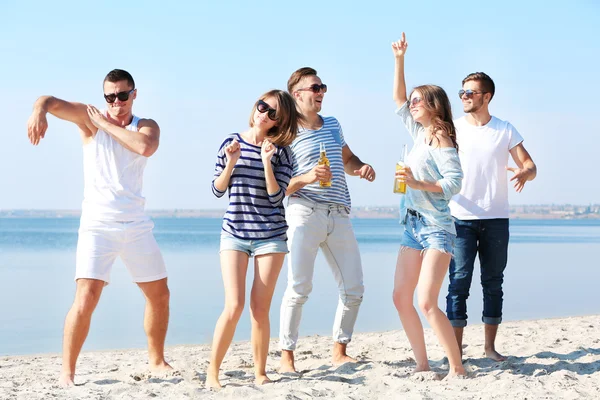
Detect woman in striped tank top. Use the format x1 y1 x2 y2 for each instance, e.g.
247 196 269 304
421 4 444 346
206 90 301 389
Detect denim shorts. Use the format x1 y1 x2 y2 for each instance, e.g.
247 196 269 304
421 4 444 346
400 209 455 255
219 232 288 256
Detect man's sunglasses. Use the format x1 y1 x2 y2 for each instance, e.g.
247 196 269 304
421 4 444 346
297 83 328 94
458 89 487 99
257 99 277 121
104 89 135 103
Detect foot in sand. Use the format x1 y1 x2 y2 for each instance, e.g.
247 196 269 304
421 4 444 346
485 347 507 362
445 366 467 379
332 343 358 366
413 364 431 374
255 374 272 385
58 372 75 388
205 373 222 391
150 361 173 373
279 350 297 373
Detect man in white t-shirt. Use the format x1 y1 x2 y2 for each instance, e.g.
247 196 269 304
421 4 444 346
446 72 537 361
26 69 171 386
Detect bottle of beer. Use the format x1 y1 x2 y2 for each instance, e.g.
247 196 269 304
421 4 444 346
318 142 331 187
393 144 408 194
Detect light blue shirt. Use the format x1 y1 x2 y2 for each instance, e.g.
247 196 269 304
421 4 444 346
396 103 463 234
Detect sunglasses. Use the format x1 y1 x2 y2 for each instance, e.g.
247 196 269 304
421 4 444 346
257 99 277 121
409 97 423 108
297 83 328 94
104 89 135 103
458 89 487 99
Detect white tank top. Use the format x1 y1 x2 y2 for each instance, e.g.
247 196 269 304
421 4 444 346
81 114 148 221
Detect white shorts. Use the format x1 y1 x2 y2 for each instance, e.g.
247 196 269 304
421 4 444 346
75 218 167 285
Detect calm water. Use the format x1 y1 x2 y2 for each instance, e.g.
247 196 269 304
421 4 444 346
1 217 599 356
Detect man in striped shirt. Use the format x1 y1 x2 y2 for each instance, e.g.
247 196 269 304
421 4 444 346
279 67 376 372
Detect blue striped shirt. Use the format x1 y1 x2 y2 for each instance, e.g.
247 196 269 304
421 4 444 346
289 116 351 208
212 133 293 240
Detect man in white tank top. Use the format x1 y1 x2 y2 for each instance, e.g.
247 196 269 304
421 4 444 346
26 69 171 386
446 72 537 361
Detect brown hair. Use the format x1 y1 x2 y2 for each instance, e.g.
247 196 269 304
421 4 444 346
410 85 458 150
249 90 303 147
287 67 317 93
462 72 495 100
104 69 135 89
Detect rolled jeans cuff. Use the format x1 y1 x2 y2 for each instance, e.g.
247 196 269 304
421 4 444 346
449 319 467 328
483 316 502 325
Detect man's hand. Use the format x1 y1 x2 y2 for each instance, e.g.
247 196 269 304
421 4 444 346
306 164 332 184
391 32 408 58
354 164 376 182
86 105 110 130
261 140 276 164
26 110 48 146
507 166 534 193
225 139 241 165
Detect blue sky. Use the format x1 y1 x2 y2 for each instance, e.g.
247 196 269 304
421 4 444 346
1 1 598 209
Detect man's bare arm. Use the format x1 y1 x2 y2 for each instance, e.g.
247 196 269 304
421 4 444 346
27 96 95 145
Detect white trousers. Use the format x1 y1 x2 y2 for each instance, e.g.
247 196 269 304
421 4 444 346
279 196 364 350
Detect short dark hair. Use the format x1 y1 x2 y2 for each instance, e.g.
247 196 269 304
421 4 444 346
287 67 317 93
462 72 495 100
104 69 135 89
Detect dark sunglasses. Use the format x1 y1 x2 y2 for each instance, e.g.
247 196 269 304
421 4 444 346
104 89 135 103
297 83 328 94
458 89 487 99
257 99 277 121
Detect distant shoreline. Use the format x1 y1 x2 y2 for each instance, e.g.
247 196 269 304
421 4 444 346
2 204 599 220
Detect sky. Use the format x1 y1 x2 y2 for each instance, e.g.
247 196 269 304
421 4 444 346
1 0 598 210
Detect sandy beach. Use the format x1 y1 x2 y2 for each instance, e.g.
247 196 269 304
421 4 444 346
2 315 599 399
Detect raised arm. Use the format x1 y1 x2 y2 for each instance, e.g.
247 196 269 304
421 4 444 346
392 32 408 108
27 96 95 145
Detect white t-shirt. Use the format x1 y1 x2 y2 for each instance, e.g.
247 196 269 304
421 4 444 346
449 115 523 220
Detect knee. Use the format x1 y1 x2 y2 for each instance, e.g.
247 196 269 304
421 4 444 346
249 300 270 322
223 300 245 321
150 286 171 307
74 289 102 316
392 289 412 312
284 283 313 305
418 298 439 318
340 292 363 307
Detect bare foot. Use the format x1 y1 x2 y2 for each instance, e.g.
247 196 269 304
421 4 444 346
485 348 507 362
255 374 272 385
150 360 173 373
413 364 431 373
279 350 297 373
332 354 358 366
205 373 222 391
58 372 75 388
332 342 358 366
445 366 467 379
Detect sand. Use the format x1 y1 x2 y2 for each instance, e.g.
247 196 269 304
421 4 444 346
1 315 599 399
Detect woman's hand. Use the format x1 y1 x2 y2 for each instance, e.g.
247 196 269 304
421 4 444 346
395 165 419 189
225 139 241 165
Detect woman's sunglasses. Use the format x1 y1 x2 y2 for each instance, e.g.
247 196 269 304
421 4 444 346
297 83 328 94
458 89 487 99
104 89 135 104
257 100 277 121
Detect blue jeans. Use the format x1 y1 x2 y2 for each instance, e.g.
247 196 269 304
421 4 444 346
445 218 509 327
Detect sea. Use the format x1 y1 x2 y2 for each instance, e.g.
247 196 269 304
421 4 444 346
1 217 599 356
